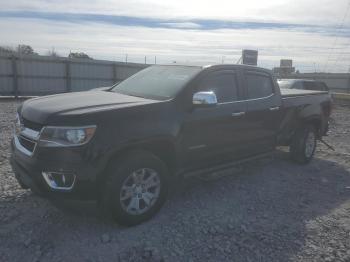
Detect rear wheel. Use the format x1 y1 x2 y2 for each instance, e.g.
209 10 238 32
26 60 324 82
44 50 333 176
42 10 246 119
290 124 317 164
99 151 169 226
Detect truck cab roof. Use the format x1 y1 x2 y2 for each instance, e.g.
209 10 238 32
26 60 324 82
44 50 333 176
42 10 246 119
202 64 272 73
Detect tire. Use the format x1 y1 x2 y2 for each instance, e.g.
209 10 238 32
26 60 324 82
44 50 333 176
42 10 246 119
290 124 317 164
99 150 169 226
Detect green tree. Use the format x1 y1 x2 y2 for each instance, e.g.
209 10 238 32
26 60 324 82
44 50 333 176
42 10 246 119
68 52 92 59
16 44 37 55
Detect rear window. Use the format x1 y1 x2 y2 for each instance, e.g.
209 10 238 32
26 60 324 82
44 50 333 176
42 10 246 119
303 82 319 90
317 82 329 91
292 81 303 89
246 72 274 99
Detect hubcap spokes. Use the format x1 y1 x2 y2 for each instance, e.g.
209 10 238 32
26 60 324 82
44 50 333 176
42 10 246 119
305 132 316 157
120 168 161 215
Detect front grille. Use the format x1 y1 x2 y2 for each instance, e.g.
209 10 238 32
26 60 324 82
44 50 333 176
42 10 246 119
18 136 36 153
22 118 43 132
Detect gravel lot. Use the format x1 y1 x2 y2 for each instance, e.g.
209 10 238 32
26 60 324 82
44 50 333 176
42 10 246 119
1 100 350 262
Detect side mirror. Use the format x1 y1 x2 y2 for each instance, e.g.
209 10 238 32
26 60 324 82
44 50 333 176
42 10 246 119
192 91 218 107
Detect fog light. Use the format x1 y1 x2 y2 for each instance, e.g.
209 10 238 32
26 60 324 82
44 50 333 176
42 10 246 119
42 171 76 190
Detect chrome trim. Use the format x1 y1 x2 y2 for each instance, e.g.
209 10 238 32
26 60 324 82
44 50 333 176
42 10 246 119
282 94 327 99
43 125 97 130
21 128 40 140
231 112 245 117
42 172 76 191
14 115 41 157
14 135 37 156
269 106 280 111
188 144 207 150
193 91 218 106
217 93 274 105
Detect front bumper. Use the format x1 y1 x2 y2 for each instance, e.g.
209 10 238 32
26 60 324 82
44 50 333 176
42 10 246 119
10 137 102 200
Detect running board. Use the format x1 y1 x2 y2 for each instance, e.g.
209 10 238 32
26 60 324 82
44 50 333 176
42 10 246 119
180 151 275 180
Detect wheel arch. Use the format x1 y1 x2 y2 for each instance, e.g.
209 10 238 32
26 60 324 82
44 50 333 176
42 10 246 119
97 138 178 187
301 116 322 139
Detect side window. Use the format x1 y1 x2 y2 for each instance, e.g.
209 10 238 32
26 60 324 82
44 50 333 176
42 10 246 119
318 82 329 91
304 82 318 90
246 72 274 99
198 71 238 103
292 81 303 89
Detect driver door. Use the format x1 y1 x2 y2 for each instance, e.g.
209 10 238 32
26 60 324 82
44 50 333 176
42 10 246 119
179 69 247 170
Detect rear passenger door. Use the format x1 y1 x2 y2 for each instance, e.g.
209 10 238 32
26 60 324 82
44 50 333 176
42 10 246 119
242 70 282 155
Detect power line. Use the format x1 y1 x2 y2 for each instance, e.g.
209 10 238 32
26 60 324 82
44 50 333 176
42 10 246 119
323 0 350 72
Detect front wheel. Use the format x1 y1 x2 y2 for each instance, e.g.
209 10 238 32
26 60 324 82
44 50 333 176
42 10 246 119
99 151 169 226
290 124 317 164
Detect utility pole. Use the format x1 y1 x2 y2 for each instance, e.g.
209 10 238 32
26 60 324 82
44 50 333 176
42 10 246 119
144 56 146 64
348 66 350 93
154 56 157 64
11 55 18 98
125 54 128 63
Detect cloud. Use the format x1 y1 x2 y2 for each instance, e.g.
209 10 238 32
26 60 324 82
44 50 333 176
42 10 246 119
1 10 349 37
1 0 350 25
161 22 202 29
0 1 349 72
0 16 349 72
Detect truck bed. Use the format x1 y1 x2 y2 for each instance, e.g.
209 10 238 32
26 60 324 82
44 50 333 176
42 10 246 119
281 88 331 109
280 88 328 98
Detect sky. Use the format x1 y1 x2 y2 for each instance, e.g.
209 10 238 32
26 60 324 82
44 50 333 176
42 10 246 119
0 0 349 72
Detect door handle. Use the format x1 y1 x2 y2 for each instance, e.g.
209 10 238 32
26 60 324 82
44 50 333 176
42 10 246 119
232 112 245 117
269 106 280 111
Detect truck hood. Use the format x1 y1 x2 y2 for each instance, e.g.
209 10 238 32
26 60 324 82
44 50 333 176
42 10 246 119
20 91 159 124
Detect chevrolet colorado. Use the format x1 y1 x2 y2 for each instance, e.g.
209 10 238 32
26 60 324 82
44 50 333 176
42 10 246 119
11 64 332 225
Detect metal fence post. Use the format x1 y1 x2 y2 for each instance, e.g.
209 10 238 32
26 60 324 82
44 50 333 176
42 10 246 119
11 56 18 98
113 63 118 84
65 60 71 92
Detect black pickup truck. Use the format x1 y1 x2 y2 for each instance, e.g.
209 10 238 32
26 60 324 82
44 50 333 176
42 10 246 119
11 64 332 225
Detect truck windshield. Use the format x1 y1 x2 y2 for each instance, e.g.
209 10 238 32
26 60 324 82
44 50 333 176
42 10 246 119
111 65 201 100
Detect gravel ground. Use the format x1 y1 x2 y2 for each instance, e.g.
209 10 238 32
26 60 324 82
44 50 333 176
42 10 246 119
1 100 350 262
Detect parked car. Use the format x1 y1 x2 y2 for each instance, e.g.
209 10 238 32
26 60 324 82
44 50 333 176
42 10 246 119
278 79 329 91
11 64 332 225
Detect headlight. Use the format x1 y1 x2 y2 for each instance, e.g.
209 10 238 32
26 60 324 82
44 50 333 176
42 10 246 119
39 126 96 147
